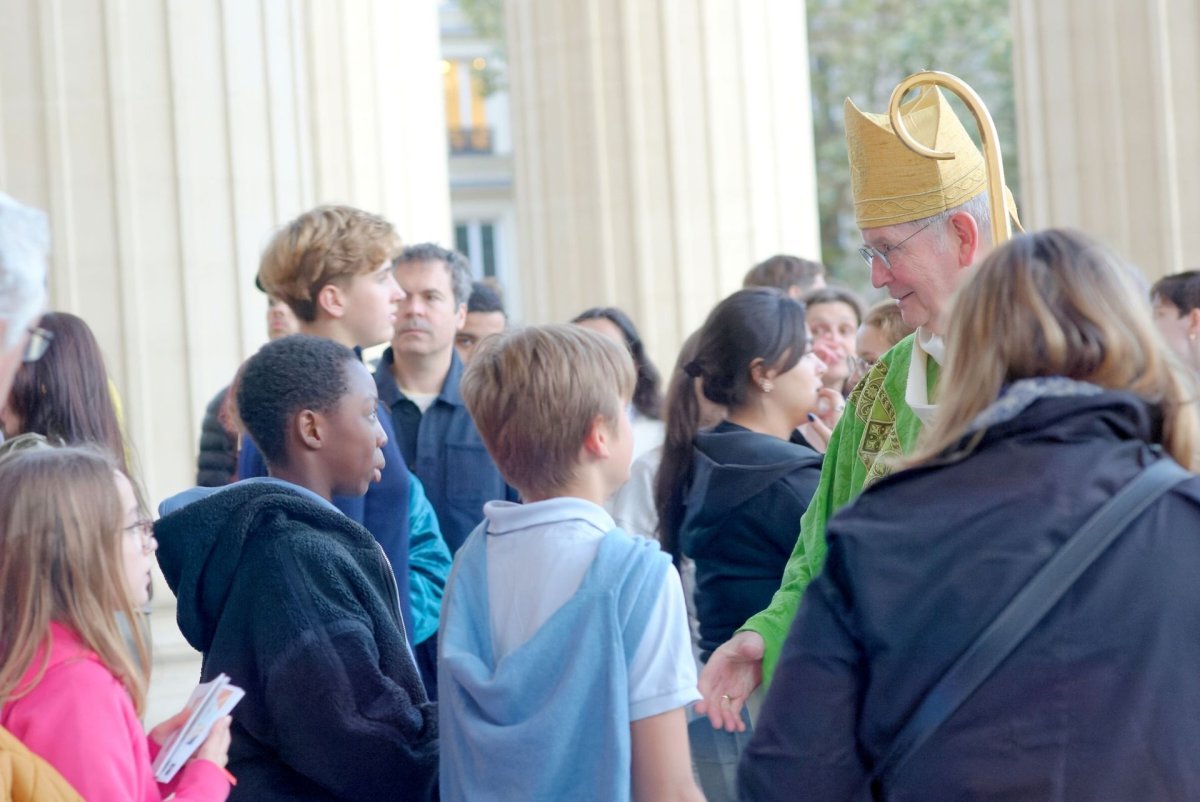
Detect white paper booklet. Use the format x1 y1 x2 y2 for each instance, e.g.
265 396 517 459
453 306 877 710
151 673 244 783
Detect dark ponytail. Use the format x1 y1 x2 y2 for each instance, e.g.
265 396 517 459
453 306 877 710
654 331 704 562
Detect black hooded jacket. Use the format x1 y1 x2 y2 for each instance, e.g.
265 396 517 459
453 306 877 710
742 392 1200 801
155 483 438 801
681 421 823 660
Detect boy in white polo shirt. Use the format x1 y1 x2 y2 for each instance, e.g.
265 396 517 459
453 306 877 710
440 324 702 801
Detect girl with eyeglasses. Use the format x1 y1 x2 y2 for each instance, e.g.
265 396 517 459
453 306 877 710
0 447 232 801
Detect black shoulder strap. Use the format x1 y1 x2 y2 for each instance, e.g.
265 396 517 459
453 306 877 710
871 457 1191 790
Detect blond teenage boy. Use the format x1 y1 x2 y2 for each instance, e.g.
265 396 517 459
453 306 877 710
441 325 703 802
238 205 451 662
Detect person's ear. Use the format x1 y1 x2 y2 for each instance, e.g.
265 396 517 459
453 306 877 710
315 283 347 320
454 302 467 332
1186 308 1200 340
947 211 981 268
748 358 776 393
294 409 323 451
581 414 612 459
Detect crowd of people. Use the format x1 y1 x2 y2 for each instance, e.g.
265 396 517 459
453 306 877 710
2 78 1200 802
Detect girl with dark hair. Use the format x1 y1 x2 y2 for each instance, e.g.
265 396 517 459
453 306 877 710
653 288 825 801
0 311 130 474
573 307 665 461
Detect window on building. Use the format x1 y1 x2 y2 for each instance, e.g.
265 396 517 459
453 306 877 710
442 58 493 155
455 224 470 257
480 223 496 277
455 220 499 279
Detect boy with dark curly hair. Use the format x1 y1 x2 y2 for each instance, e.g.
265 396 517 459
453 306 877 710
157 335 438 801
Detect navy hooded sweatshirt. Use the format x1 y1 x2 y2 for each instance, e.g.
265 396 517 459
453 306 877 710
680 421 823 661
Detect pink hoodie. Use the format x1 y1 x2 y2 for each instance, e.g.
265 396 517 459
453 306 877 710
1 622 229 802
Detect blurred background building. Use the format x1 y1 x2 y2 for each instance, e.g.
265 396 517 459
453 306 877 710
1 0 451 508
440 1 520 317
2 0 1198 721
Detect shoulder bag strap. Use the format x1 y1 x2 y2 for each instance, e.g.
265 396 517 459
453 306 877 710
871 457 1191 791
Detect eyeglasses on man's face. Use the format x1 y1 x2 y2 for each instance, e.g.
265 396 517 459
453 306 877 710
858 219 936 272
22 326 53 363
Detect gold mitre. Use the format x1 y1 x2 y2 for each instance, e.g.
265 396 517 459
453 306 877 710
845 86 1017 229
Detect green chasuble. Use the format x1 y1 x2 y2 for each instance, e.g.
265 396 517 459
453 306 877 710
742 333 939 686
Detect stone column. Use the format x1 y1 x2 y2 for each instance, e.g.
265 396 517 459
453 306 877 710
505 0 821 369
1011 0 1200 278
0 0 451 506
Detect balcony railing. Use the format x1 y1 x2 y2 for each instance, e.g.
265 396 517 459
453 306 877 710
448 126 494 155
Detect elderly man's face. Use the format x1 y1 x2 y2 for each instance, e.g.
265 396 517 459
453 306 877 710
863 217 970 334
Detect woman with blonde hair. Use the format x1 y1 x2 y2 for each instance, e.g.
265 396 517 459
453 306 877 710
741 229 1200 800
0 447 231 801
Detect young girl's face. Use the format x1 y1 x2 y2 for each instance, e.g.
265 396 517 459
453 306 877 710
770 350 827 427
115 471 155 607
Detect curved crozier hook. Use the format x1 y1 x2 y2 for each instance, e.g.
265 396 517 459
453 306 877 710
887 70 1013 244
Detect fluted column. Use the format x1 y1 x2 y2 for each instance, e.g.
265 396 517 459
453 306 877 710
0 0 450 505
1012 0 1200 278
505 0 821 369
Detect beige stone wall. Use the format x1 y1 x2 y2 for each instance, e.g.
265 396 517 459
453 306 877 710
505 0 821 371
0 0 451 505
1012 0 1200 279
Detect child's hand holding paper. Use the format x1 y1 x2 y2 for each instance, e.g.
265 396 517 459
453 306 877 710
195 715 232 767
150 674 243 783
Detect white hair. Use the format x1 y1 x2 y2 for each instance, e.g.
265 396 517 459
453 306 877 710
0 193 49 348
920 192 994 254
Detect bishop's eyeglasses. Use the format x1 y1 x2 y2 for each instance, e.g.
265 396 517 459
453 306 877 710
858 218 936 272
